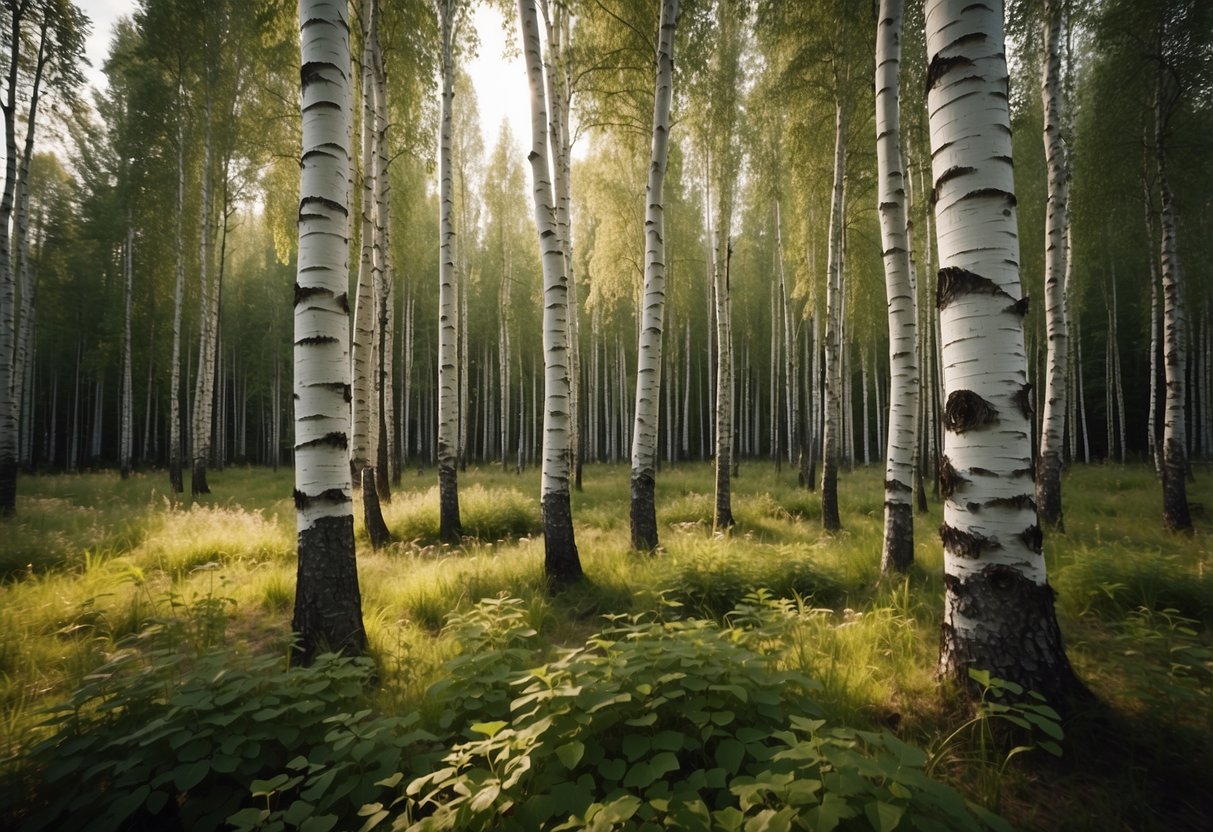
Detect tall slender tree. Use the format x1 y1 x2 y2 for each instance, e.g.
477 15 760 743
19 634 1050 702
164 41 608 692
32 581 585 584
1036 0 1070 529
291 0 366 662
629 0 679 552
926 0 1082 705
436 0 462 544
876 0 918 573
518 0 582 584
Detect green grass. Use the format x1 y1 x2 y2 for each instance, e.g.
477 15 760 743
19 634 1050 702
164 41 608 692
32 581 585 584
1 460 1211 830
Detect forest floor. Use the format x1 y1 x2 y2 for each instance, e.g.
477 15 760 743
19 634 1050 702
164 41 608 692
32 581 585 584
1 462 1211 830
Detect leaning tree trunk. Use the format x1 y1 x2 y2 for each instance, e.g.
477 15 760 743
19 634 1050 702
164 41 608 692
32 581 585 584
1036 0 1069 530
926 0 1083 707
876 0 918 573
436 0 462 544
629 0 678 552
519 0 582 584
291 0 367 664
820 101 846 532
1155 59 1191 532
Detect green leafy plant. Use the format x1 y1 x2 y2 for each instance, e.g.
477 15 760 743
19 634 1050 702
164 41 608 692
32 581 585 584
398 598 1005 831
927 669 1063 812
6 598 436 832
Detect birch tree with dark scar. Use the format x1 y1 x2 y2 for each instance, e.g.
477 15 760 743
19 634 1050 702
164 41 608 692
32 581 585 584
630 0 679 552
876 0 917 573
291 0 366 663
926 0 1082 706
519 0 582 584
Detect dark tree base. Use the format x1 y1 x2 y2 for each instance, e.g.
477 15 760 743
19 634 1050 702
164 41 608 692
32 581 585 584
803 447 817 493
915 464 929 513
292 514 367 665
714 455 735 531
191 460 210 496
0 459 16 517
940 564 1089 713
880 500 914 574
542 490 583 587
169 458 183 494
821 459 841 531
1163 439 1192 532
362 468 394 550
1037 451 1064 530
438 462 462 545
630 472 659 551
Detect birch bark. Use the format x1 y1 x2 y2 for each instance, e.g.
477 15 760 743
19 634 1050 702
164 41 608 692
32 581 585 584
437 0 462 543
629 0 678 552
519 0 582 583
292 0 366 662
1036 0 1069 528
820 102 846 532
926 0 1082 705
876 3 918 575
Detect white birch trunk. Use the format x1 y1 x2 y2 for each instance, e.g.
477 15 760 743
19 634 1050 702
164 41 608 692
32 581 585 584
519 0 582 582
1155 57 1190 530
1036 0 1069 527
927 0 1081 705
437 0 462 542
349 0 377 478
292 0 366 662
629 0 678 551
120 225 134 479
190 97 218 495
873 0 917 577
821 102 846 531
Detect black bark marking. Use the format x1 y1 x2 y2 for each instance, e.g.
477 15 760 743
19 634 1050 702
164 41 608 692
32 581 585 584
297 431 348 451
885 478 913 494
1019 524 1043 554
335 292 350 313
970 466 997 476
925 53 975 93
1012 465 1036 481
295 284 329 305
958 187 1017 207
940 523 997 558
937 267 1012 310
300 195 348 217
1008 296 1030 317
1014 383 1035 420
297 335 339 347
988 494 1037 512
944 389 998 433
932 166 976 204
362 468 394 550
939 455 969 498
939 563 1087 712
294 488 350 509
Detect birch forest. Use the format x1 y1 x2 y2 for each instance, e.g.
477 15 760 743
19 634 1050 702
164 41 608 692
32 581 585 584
2 0 1213 830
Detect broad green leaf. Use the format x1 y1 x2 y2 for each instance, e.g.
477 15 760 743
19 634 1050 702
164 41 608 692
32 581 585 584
865 800 905 832
557 741 586 769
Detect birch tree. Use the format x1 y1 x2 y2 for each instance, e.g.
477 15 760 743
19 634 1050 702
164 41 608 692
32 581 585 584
519 0 582 584
1036 0 1069 529
926 0 1082 705
629 0 679 552
292 0 367 662
875 0 918 572
436 0 462 544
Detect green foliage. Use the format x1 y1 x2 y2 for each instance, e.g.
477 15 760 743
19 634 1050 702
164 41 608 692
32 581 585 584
401 595 1003 832
1113 606 1213 713
927 671 1064 813
6 599 436 832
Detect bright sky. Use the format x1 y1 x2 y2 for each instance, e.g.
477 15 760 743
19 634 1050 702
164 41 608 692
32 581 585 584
75 1 532 157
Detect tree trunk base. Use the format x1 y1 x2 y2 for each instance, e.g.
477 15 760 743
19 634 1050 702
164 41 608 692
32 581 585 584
1164 440 1193 532
542 490 583 586
291 514 367 665
940 564 1089 713
630 472 659 551
438 462 461 545
1037 452 1064 530
0 459 16 516
821 459 840 531
169 458 183 494
362 468 394 549
191 460 210 495
880 499 914 573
